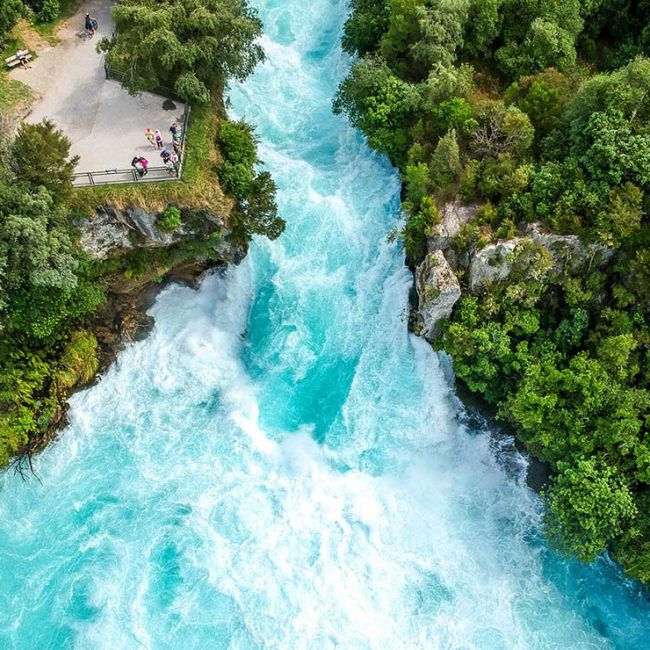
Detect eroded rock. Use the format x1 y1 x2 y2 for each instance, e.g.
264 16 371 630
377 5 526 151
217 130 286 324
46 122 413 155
468 238 524 294
415 250 461 341
428 199 480 253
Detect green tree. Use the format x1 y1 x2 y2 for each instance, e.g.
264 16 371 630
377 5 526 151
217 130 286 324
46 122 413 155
217 120 284 241
463 0 501 56
409 1 469 72
545 458 637 562
379 0 425 76
504 69 573 144
333 56 420 163
0 0 23 43
101 0 264 102
11 120 78 201
430 129 461 188
342 0 390 56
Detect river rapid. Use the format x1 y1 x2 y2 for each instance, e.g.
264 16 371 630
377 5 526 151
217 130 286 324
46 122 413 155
2 0 650 648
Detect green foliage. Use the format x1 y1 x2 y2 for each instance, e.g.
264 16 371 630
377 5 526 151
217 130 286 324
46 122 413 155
464 0 500 56
158 206 182 232
0 127 105 465
504 69 573 144
36 0 58 22
54 330 99 391
545 459 637 562
333 56 420 164
101 0 264 102
403 196 439 260
12 120 78 201
0 0 23 43
341 0 390 56
217 120 284 241
429 129 461 188
334 0 650 583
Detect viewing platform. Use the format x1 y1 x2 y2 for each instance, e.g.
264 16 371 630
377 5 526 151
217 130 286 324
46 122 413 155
9 0 188 188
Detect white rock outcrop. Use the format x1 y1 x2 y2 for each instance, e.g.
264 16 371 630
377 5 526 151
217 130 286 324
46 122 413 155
428 199 480 252
468 238 524 294
415 250 461 341
79 207 177 259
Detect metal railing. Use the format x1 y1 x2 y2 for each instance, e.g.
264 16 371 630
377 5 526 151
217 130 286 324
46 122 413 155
73 165 180 187
72 62 191 188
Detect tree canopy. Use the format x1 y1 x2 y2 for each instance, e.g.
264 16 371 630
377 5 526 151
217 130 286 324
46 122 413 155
337 0 650 584
100 0 264 102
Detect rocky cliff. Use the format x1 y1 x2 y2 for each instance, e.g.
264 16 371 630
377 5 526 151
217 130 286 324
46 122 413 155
413 201 615 341
77 203 244 378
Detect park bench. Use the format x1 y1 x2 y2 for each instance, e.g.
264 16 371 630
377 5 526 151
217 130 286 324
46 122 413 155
5 51 32 69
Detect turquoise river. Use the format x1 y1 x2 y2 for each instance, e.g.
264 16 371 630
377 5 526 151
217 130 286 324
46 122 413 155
2 0 650 648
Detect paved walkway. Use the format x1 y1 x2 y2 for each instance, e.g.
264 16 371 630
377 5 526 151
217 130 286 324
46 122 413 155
10 0 185 173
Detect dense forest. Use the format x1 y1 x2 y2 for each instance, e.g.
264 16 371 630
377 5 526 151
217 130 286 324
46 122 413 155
335 0 650 583
0 0 282 468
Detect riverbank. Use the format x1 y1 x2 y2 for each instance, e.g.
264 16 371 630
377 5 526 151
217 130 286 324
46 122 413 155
0 0 280 469
335 0 650 586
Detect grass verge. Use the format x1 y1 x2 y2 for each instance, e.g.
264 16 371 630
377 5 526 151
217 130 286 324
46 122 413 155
0 71 33 118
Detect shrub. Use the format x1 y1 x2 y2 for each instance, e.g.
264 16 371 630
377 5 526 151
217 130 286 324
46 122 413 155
0 0 23 43
158 206 182 232
11 120 78 201
54 331 99 392
37 0 59 22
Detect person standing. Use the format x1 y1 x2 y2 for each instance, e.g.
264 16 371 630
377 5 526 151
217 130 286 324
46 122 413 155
154 130 163 149
84 13 96 35
145 128 156 147
131 157 145 178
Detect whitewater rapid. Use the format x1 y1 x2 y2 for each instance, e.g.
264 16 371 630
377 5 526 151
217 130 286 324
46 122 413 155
2 0 650 648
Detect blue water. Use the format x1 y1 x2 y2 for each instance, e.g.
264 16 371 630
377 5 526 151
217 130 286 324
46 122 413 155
2 1 650 647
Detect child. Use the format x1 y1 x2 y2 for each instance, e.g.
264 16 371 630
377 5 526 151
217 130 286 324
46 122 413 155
154 129 163 149
145 128 156 147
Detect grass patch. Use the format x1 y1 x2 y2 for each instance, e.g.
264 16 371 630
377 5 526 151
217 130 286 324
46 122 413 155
0 71 33 118
68 98 232 219
32 0 83 44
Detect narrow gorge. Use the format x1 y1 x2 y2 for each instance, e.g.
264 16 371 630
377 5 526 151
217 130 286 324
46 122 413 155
1 0 650 647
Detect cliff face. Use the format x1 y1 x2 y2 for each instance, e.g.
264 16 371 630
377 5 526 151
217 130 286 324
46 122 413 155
74 203 245 385
413 200 614 341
